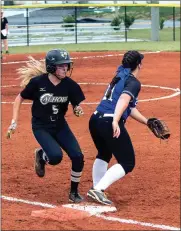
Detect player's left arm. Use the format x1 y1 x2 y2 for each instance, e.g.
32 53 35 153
5 18 8 34
130 107 148 125
69 80 85 117
73 105 84 117
113 93 131 138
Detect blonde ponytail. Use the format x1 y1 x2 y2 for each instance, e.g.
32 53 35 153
17 56 46 87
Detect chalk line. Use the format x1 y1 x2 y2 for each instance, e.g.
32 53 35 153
1 51 161 65
1 195 180 231
1 84 180 104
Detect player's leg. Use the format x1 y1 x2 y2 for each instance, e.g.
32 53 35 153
33 129 63 177
4 38 9 53
87 114 113 205
55 122 84 203
89 114 112 187
94 120 134 192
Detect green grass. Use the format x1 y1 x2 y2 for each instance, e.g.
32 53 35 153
119 6 180 20
8 41 180 54
127 27 180 41
78 6 180 20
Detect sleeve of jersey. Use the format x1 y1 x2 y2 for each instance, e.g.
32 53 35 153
69 82 86 106
5 18 8 24
20 78 37 100
122 78 141 100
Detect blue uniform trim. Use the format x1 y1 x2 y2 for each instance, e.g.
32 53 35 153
96 65 141 122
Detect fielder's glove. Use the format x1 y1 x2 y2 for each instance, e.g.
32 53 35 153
147 118 170 140
73 105 84 117
6 120 17 139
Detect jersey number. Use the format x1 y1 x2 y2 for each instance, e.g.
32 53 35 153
52 105 59 114
102 85 115 101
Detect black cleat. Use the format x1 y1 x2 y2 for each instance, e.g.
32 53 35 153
34 148 45 177
87 188 112 205
5 50 9 54
69 192 84 203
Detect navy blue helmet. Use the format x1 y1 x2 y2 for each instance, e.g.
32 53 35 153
45 49 73 74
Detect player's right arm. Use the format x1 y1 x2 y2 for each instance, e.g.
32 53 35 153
6 94 24 139
12 94 24 123
112 94 131 138
112 77 141 138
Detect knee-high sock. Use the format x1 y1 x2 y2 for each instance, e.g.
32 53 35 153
71 170 82 193
92 158 108 188
94 163 125 191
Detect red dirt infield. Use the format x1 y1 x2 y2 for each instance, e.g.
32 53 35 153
1 51 180 230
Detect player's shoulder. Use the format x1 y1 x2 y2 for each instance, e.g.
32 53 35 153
124 74 141 92
127 74 141 86
30 73 48 83
128 73 140 83
64 77 79 85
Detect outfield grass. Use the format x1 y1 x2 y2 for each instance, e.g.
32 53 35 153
78 6 180 20
7 41 180 54
127 27 180 41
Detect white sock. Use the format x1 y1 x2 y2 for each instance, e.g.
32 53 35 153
94 163 126 191
92 158 108 188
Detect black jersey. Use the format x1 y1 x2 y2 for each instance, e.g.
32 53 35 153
20 74 85 127
1 17 8 30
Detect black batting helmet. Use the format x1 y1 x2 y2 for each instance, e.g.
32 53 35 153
122 50 144 71
45 49 73 74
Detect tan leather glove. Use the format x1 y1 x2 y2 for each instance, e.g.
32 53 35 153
73 105 84 117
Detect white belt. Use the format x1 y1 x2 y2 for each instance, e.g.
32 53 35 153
94 110 114 117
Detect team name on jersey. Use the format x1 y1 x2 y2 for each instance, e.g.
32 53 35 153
40 93 68 105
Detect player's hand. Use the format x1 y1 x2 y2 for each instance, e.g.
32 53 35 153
112 120 120 138
73 105 84 117
6 120 17 139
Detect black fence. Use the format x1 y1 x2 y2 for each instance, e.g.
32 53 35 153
2 5 180 46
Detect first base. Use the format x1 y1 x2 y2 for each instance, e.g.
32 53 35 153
31 205 91 222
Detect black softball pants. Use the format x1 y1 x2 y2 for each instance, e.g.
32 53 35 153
32 121 84 173
1 33 7 40
89 113 135 174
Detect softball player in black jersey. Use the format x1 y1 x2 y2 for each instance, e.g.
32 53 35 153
87 50 149 205
7 49 85 203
